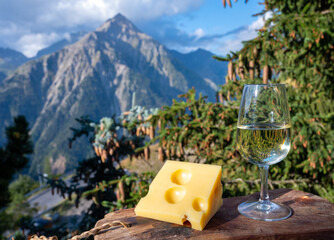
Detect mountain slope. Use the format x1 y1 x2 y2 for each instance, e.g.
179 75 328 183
32 34 227 89
0 48 29 81
34 31 87 59
0 14 217 175
170 48 227 88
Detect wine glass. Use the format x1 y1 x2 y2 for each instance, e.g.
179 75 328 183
236 84 292 221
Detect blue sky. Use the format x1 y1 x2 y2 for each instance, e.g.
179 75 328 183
0 0 265 58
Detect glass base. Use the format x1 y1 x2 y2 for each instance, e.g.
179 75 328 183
238 199 292 221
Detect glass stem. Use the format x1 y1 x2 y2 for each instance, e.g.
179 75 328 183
259 166 270 204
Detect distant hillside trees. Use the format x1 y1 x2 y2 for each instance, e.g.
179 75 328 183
0 116 33 207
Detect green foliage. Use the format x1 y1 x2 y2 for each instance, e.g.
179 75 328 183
246 0 333 201
8 175 39 201
142 88 238 163
99 172 155 211
11 231 25 240
4 196 38 233
42 108 157 236
0 115 33 207
0 175 38 238
143 0 334 201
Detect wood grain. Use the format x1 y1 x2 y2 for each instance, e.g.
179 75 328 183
95 189 334 240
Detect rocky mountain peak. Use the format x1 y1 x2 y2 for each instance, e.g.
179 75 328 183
112 13 132 23
97 13 141 35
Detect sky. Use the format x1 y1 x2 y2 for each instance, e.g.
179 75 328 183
0 0 266 58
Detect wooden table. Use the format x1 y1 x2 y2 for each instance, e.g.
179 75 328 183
95 189 334 239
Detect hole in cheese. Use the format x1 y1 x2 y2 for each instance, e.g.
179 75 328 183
165 187 186 204
182 215 192 228
182 220 192 228
192 197 207 212
171 169 191 185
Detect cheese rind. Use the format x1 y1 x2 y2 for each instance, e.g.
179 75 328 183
135 160 223 230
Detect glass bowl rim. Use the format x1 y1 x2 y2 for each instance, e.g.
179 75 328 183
244 83 286 87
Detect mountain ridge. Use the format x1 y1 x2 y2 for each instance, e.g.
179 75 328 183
0 14 226 175
34 31 87 59
0 47 29 82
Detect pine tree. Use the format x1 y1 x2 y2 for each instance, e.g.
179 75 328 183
145 0 334 201
43 110 156 235
0 116 33 207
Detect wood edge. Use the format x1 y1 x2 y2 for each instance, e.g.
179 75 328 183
95 208 135 228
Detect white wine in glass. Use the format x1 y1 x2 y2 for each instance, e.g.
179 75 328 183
237 84 292 221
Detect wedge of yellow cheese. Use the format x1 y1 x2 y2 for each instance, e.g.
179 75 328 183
135 160 223 231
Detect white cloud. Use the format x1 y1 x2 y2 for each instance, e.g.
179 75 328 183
1 0 204 29
16 32 62 57
217 13 270 55
144 12 269 56
193 28 205 40
0 0 204 56
116 0 203 21
0 1 270 58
